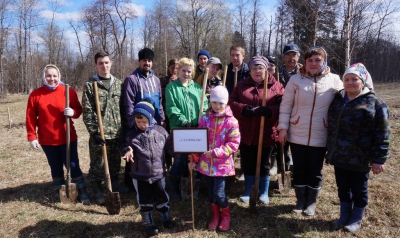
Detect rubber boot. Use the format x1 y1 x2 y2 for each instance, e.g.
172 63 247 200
53 177 65 203
170 176 181 202
180 176 190 199
91 181 105 205
293 186 306 214
344 206 365 233
141 211 158 236
78 188 90 205
218 206 230 231
208 203 220 230
303 187 320 216
259 176 270 204
239 175 255 204
158 208 175 229
111 176 130 194
332 202 353 229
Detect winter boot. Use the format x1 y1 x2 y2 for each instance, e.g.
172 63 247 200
293 186 306 214
170 176 181 202
78 188 91 205
208 203 221 230
158 209 176 229
239 175 255 204
218 206 231 231
303 187 320 216
91 181 105 205
259 176 270 204
332 202 353 229
344 206 366 233
141 211 158 236
180 176 190 199
111 176 130 194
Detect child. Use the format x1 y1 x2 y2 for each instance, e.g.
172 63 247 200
196 57 224 99
121 98 175 236
189 86 240 231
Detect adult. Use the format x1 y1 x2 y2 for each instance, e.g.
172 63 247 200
326 63 390 232
26 64 90 205
165 57 209 201
194 49 210 82
228 56 284 204
277 46 343 216
225 44 250 95
279 43 302 87
82 51 129 205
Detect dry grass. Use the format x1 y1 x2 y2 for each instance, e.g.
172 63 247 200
0 84 399 238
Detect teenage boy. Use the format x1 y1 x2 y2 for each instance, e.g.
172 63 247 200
225 44 250 95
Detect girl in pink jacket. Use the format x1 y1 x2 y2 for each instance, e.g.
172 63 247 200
189 86 240 232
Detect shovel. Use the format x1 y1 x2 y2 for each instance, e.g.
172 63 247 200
93 81 121 215
60 84 78 204
249 71 269 210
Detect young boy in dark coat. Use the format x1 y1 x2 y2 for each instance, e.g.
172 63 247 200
121 97 175 236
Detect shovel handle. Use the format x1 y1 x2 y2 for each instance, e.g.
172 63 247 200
234 67 238 88
93 82 112 191
198 68 209 124
65 84 71 196
222 65 228 86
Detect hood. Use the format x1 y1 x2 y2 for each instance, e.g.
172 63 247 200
299 65 331 79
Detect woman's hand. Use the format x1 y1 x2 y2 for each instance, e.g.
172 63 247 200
122 146 134 162
64 107 74 117
278 129 287 145
372 163 384 175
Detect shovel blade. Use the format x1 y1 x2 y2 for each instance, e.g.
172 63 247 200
59 183 78 204
249 185 258 210
278 171 292 195
104 189 121 215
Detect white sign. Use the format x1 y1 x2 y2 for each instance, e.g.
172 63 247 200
172 128 209 153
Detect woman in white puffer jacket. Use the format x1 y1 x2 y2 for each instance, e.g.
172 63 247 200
278 46 343 216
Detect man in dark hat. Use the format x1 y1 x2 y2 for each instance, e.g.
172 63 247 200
279 43 302 87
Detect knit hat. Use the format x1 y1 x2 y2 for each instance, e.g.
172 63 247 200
42 64 63 91
208 57 222 69
197 49 211 60
138 48 154 61
133 97 155 122
248 56 269 69
210 86 229 104
343 62 374 89
283 43 300 55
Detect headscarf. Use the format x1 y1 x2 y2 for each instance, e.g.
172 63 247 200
343 62 374 89
248 56 269 69
42 64 63 91
305 46 328 76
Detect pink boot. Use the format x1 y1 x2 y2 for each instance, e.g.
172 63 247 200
218 206 230 231
208 204 220 230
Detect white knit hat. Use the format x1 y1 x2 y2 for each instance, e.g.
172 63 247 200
210 86 229 104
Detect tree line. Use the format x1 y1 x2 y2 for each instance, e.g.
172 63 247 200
0 0 399 96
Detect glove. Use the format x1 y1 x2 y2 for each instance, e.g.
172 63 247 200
254 106 272 118
29 140 41 149
92 132 106 146
241 105 256 117
64 107 74 117
184 121 191 127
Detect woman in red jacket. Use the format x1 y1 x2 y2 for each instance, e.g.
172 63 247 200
26 64 89 205
228 56 284 205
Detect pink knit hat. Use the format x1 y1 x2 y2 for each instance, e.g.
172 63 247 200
210 86 229 104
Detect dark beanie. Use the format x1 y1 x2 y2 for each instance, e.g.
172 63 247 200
138 48 154 61
133 97 155 122
197 49 210 60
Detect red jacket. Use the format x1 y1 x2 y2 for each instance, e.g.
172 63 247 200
228 75 284 147
26 85 82 145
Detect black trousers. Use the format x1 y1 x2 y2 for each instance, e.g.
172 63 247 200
239 144 273 177
335 166 369 208
132 177 169 212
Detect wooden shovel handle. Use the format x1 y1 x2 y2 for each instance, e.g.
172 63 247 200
234 67 238 88
222 65 228 86
198 68 209 124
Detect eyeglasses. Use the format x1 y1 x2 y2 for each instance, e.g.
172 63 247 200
251 66 265 72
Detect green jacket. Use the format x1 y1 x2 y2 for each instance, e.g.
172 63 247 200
165 79 208 130
82 75 123 139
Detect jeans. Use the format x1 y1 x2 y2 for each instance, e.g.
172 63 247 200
41 140 83 179
335 166 369 208
206 176 228 208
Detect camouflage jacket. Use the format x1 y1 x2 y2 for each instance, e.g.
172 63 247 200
82 75 123 139
325 88 391 172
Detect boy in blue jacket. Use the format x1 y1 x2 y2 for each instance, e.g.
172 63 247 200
121 98 174 236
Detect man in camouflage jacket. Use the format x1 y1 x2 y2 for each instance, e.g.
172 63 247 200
82 51 129 205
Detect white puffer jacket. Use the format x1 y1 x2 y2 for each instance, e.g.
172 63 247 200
277 67 343 147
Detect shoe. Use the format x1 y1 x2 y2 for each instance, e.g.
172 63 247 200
91 181 105 205
293 186 306 214
111 176 130 194
332 202 352 229
158 209 176 229
208 203 220 230
259 176 270 204
78 188 90 205
344 206 365 233
170 176 181 202
239 175 255 204
53 190 61 203
141 211 158 236
303 187 320 216
218 206 230 231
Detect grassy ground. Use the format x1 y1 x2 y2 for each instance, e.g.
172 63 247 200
0 83 399 237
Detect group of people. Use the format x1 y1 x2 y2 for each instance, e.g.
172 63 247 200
26 43 390 235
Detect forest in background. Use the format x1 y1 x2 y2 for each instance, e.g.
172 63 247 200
0 0 399 95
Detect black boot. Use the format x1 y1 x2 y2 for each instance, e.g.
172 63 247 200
111 176 130 194
91 181 104 205
141 211 158 236
293 186 306 214
303 187 320 216
78 188 91 205
170 176 181 202
158 209 176 229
